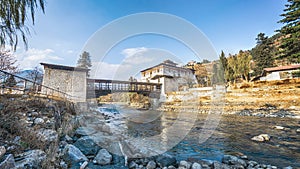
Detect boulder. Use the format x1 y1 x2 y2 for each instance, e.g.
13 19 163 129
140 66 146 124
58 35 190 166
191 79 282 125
212 161 230 169
155 153 176 167
93 149 112 165
75 127 97 136
273 126 285 130
14 149 46 169
36 128 58 144
192 162 202 169
251 134 270 142
128 161 138 169
34 118 44 125
222 155 246 167
296 128 300 133
0 154 16 169
74 136 100 155
179 160 191 169
63 144 88 164
146 160 156 169
0 146 6 159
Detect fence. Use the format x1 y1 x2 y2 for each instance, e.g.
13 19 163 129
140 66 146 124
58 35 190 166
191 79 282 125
0 69 73 100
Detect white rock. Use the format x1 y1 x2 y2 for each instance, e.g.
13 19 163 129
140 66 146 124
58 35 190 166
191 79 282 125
34 118 44 125
179 160 191 169
36 128 58 143
251 134 270 142
192 162 202 169
0 146 6 158
274 126 285 130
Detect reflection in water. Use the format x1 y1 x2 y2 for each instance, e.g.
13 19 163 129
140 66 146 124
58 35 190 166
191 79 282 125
123 109 300 168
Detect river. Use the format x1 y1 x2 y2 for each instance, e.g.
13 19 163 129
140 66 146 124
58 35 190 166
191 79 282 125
98 105 300 168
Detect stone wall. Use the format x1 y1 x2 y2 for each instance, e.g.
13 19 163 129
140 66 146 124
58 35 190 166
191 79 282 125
42 67 87 102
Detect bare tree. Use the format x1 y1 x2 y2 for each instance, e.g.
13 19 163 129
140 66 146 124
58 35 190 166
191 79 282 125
0 50 18 73
26 66 43 90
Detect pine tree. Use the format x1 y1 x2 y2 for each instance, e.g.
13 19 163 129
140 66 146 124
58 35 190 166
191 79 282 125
251 33 275 76
77 51 92 69
278 0 300 63
5 75 16 87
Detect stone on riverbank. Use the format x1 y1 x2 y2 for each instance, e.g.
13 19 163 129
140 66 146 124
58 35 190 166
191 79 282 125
155 153 177 167
34 117 44 125
222 155 246 167
14 149 46 169
251 134 270 142
0 154 16 169
75 127 97 136
192 162 202 169
146 160 156 169
179 160 192 169
74 136 100 155
62 144 88 164
36 128 58 144
93 148 112 165
0 146 6 159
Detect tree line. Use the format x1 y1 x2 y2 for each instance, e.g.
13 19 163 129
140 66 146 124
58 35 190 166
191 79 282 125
190 0 300 86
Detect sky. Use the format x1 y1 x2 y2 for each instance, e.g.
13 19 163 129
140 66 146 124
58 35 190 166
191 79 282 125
14 0 287 80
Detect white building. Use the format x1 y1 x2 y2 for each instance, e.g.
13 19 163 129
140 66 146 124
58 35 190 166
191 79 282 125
260 64 300 81
140 60 196 95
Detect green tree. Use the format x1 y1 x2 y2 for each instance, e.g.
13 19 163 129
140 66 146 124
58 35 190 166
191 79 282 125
251 33 275 76
211 61 224 85
278 0 300 63
219 51 235 83
227 51 252 83
236 50 252 81
77 51 92 69
0 0 45 50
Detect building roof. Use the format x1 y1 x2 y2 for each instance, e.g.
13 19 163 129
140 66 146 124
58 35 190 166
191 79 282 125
140 60 192 72
263 64 300 72
41 63 90 72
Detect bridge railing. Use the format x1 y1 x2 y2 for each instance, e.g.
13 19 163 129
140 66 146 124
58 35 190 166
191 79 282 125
87 79 162 98
0 69 73 100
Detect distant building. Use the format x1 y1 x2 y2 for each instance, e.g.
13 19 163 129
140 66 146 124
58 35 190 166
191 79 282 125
41 63 89 102
260 64 300 81
140 60 196 95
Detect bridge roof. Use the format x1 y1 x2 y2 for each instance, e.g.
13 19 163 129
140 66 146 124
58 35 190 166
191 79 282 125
41 63 90 72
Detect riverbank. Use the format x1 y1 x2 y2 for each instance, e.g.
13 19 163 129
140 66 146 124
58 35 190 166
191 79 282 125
160 79 300 118
0 94 299 168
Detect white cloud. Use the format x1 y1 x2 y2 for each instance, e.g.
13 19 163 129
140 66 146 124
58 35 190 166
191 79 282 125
16 48 63 69
66 50 74 54
90 62 133 80
121 47 148 58
121 47 155 65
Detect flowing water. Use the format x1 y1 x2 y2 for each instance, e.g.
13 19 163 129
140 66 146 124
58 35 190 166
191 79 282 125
99 105 300 168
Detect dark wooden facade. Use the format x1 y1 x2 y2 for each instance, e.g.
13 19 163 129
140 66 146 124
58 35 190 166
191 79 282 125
87 79 162 98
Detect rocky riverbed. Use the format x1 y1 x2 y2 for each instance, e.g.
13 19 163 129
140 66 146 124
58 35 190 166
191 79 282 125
0 96 299 168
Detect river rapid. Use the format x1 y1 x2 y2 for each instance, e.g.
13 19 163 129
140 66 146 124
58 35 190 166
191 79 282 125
98 105 300 168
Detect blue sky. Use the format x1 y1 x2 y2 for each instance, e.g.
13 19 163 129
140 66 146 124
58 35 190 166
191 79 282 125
15 0 286 80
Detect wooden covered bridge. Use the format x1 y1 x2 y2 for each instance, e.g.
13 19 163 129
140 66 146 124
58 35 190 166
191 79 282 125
87 79 162 98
